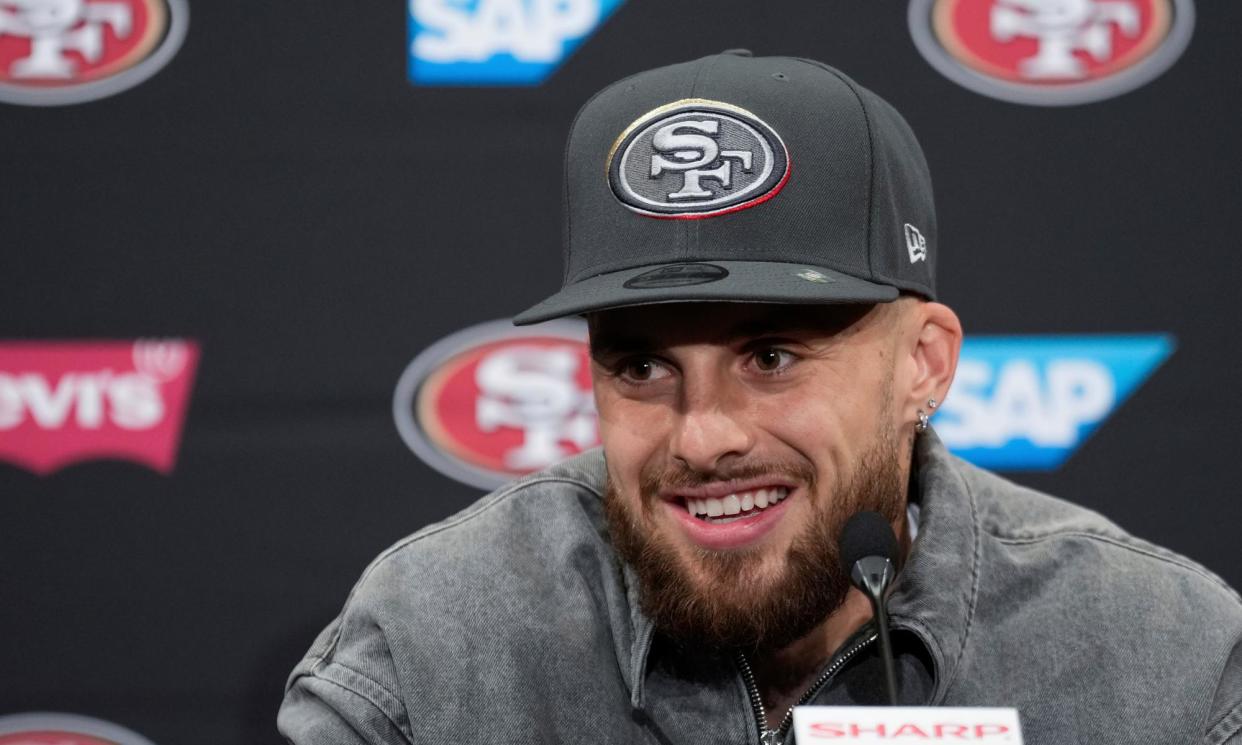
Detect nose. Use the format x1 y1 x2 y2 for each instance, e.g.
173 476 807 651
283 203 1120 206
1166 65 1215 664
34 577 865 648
669 389 756 474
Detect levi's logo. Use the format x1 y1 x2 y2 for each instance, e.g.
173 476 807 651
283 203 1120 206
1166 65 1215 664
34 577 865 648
0 339 199 475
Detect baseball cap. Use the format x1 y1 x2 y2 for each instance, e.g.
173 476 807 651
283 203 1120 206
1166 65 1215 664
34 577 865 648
513 50 937 326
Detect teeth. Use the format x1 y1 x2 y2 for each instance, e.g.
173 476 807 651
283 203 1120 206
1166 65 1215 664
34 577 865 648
684 487 792 520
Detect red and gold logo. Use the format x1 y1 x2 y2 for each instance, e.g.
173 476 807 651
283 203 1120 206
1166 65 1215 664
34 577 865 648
0 0 188 105
0 713 158 745
393 320 599 490
909 0 1194 105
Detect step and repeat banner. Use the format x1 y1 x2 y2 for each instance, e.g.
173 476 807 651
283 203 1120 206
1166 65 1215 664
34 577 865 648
2 1 1237 743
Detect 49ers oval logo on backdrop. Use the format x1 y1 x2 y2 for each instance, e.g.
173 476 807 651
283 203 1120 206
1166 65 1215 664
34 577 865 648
0 712 159 745
0 0 189 106
393 319 599 491
908 0 1194 106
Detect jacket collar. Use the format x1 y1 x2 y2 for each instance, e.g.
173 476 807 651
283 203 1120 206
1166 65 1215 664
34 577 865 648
885 429 980 703
603 429 979 707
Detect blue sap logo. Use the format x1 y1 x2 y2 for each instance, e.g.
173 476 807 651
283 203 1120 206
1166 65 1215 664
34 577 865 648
936 336 1174 470
408 0 626 85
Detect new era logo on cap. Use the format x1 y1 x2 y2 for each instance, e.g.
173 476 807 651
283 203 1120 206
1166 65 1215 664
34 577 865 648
905 223 928 263
607 98 790 219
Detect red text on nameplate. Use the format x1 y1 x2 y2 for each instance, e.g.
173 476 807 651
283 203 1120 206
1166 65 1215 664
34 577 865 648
793 706 1023 743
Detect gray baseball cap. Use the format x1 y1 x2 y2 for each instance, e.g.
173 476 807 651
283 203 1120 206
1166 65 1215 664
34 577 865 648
513 50 937 325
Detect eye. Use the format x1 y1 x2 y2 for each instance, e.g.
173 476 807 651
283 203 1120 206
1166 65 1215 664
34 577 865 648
750 347 796 374
616 357 671 384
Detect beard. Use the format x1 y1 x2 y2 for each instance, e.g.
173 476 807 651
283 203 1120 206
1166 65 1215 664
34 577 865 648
603 424 906 653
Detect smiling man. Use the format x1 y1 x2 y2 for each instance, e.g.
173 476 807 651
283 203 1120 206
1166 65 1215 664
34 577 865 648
279 52 1242 744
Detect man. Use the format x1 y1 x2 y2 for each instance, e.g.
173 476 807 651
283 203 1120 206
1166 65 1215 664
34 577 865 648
279 52 1242 744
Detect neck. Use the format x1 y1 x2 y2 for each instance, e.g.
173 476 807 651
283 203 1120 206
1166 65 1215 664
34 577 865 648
750 507 910 726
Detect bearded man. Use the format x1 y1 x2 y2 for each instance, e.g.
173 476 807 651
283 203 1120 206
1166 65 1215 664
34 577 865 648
278 52 1242 745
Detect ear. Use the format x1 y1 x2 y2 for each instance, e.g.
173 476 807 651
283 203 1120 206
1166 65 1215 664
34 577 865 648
901 302 962 425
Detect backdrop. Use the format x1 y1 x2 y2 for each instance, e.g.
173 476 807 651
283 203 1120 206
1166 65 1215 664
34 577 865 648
2 2 1238 744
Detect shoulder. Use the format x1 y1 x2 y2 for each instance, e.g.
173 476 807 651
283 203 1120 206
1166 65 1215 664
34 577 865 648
281 450 628 737
954 455 1241 614
361 449 608 588
948 458 1242 739
324 448 612 642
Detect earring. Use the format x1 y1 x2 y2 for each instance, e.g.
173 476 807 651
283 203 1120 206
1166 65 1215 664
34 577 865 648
915 409 929 433
928 398 938 410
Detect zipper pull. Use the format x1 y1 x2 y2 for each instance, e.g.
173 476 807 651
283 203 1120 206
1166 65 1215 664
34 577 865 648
760 729 781 745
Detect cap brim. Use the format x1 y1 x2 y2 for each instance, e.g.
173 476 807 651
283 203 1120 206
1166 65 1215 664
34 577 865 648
513 260 900 325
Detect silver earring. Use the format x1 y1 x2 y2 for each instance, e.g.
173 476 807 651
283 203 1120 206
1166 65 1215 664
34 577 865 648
928 398 938 410
915 409 929 433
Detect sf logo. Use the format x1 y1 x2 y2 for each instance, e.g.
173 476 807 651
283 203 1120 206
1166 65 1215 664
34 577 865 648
649 118 754 202
0 0 134 79
991 0 1142 79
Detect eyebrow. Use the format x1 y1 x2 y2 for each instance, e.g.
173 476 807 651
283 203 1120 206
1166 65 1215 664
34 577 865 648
588 311 836 357
588 332 655 358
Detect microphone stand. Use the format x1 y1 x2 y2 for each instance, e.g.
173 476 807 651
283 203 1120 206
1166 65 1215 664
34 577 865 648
852 557 899 706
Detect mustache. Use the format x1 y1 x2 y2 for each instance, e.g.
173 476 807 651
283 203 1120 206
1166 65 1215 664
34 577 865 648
638 458 818 496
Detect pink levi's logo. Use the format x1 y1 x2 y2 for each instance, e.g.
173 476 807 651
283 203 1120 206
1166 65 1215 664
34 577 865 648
0 340 199 475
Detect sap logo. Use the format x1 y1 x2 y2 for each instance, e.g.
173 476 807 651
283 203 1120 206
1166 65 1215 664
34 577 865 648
408 0 626 85
935 335 1173 470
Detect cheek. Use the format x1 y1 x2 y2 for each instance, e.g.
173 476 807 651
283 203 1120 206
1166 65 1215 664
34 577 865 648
755 379 873 492
754 386 842 451
593 390 670 490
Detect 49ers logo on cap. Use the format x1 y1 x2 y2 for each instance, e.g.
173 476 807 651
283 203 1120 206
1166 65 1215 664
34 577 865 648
607 98 790 219
0 0 189 106
909 0 1194 105
393 320 598 490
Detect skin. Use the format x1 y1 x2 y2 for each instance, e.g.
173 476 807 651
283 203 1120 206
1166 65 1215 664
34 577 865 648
589 297 962 721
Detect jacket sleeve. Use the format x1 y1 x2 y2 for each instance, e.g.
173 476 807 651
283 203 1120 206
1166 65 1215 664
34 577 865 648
277 611 415 745
279 659 413 745
1206 637 1242 745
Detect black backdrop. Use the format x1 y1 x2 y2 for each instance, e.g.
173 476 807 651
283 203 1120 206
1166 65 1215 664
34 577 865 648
2 2 1239 743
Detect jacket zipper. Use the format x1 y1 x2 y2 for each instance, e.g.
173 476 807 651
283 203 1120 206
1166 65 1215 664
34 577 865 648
736 631 879 745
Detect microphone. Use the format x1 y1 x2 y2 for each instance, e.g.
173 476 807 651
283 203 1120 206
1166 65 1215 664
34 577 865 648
840 511 901 706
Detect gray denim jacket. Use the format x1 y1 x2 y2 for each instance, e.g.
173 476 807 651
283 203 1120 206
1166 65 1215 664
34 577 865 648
279 432 1242 744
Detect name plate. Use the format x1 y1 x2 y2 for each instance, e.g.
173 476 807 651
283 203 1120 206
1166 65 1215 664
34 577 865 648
792 706 1023 743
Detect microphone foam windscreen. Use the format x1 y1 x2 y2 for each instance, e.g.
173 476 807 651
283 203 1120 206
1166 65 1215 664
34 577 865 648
839 511 900 572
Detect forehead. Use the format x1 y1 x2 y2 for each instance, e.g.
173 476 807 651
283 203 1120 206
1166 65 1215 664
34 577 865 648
587 302 881 352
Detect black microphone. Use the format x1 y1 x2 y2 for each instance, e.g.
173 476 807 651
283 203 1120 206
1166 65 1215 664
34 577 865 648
840 511 901 706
